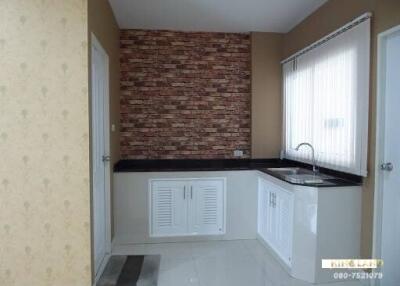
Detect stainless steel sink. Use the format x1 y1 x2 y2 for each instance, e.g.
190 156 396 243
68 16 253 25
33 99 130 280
267 167 311 175
266 167 332 185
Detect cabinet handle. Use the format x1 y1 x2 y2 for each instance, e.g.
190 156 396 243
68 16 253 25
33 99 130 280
272 193 275 208
269 192 272 206
184 186 186 199
190 186 193 199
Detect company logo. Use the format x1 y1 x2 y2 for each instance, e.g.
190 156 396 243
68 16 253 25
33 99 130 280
322 259 384 269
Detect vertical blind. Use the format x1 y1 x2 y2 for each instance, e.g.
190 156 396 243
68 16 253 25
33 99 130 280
282 17 370 176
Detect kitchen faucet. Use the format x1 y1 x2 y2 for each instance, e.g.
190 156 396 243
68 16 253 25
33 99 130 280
295 142 319 174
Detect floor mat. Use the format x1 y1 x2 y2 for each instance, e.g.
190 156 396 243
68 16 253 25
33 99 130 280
97 255 160 286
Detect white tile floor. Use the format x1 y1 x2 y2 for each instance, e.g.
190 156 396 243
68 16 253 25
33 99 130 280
112 240 363 286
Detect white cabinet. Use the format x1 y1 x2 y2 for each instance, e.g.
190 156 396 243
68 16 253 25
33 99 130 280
256 173 362 283
189 179 225 235
150 178 225 237
258 177 294 266
150 180 188 237
274 188 294 265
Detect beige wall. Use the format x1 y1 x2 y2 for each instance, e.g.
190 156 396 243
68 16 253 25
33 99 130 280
251 32 283 158
282 0 400 258
282 0 375 58
0 1 91 286
88 0 121 240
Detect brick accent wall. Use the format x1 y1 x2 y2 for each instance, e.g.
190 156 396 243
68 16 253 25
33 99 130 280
120 30 251 159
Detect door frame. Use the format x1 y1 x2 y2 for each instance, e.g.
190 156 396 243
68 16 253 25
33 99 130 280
91 33 112 283
372 24 400 286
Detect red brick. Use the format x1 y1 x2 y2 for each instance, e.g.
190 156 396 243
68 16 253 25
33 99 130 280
120 29 251 159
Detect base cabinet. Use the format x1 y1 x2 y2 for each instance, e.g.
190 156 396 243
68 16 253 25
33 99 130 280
257 173 362 284
150 178 225 237
188 179 225 235
115 170 361 284
258 177 294 266
150 180 188 237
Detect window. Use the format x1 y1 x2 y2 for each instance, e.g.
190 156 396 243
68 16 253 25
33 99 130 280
282 17 370 176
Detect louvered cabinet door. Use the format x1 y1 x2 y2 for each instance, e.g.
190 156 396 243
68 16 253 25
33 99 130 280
150 180 188 237
188 179 225 235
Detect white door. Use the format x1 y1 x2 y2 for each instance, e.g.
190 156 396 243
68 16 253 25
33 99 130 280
150 180 188 236
261 180 278 250
274 188 294 266
257 179 269 241
188 179 225 235
91 36 110 275
258 179 293 267
265 189 277 247
379 28 400 286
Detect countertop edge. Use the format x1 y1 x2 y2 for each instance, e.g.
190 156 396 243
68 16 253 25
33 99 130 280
113 159 362 188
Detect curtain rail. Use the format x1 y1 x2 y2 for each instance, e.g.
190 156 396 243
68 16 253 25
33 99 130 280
281 12 372 65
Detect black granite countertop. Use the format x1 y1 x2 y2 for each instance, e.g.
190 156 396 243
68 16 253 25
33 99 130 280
114 158 362 187
114 158 285 172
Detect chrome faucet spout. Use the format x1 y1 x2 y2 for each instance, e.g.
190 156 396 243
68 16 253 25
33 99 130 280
295 142 318 174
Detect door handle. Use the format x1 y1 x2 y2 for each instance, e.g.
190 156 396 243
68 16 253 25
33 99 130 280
190 186 193 199
380 162 393 171
184 186 186 199
102 155 111 162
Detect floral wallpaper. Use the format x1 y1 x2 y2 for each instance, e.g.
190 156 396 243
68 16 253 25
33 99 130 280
0 1 91 285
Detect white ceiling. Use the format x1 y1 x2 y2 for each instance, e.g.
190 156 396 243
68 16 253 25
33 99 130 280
108 0 327 33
